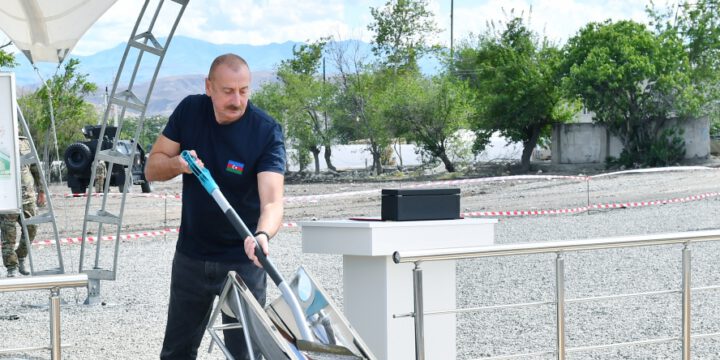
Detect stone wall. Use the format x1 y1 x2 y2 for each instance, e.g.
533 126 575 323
552 117 710 164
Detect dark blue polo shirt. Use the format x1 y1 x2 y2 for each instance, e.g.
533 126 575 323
163 95 285 262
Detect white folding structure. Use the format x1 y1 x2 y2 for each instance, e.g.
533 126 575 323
0 0 117 64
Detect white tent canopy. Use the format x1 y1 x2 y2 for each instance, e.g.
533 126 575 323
0 0 117 64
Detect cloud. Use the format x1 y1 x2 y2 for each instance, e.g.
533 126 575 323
181 0 351 44
72 0 153 55
71 0 368 54
433 0 650 47
39 0 653 57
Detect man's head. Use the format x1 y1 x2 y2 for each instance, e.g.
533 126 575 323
205 54 251 124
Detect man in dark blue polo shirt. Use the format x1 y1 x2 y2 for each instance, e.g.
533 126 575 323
145 53 285 360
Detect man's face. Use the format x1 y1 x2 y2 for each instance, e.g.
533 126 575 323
205 63 251 124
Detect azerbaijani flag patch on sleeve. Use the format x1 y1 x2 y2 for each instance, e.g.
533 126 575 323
226 160 245 175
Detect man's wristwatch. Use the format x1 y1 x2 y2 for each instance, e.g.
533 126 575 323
254 230 270 241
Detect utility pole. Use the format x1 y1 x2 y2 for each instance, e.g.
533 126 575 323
450 0 454 60
323 57 327 131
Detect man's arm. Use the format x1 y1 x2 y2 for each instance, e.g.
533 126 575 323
145 135 197 181
244 171 285 267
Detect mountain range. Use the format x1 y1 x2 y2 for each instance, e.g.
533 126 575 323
11 36 312 115
13 36 312 86
9 36 441 116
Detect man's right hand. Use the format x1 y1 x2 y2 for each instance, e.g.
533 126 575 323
177 150 204 174
146 135 201 182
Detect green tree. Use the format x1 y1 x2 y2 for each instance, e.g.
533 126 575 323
276 39 338 174
368 0 439 73
328 40 392 175
255 77 313 173
17 58 98 162
563 20 694 166
456 16 573 172
648 1 720 85
252 82 301 170
390 73 476 172
0 41 16 69
362 0 440 172
648 1 720 122
121 115 168 151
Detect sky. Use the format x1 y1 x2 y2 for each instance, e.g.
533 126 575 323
1 0 654 57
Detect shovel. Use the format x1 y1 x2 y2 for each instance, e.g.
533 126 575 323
183 151 374 360
181 150 315 343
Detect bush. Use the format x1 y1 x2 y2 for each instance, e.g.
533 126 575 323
607 127 685 168
711 118 720 138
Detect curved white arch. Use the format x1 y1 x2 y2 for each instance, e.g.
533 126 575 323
0 0 117 64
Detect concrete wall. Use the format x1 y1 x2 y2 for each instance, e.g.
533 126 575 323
551 123 622 164
552 117 710 164
681 117 712 159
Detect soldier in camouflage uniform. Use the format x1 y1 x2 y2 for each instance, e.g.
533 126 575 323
94 160 107 193
1 136 45 277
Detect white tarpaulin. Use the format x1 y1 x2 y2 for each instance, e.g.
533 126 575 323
0 0 117 64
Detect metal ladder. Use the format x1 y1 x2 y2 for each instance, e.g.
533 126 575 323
16 107 65 275
78 0 188 304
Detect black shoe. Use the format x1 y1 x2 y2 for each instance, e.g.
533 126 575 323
18 259 29 276
6 268 17 277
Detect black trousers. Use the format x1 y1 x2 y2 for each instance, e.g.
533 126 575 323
160 251 267 360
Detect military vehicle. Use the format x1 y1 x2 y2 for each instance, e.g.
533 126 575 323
63 125 151 194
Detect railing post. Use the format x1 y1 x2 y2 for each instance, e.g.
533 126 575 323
49 287 61 360
413 261 425 360
164 191 168 235
682 243 691 360
556 252 566 360
586 177 591 215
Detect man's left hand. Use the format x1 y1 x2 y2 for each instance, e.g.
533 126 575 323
244 234 269 268
37 191 46 207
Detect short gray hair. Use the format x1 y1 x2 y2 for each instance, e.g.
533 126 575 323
208 54 249 80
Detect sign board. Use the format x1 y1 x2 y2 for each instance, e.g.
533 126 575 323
0 72 21 213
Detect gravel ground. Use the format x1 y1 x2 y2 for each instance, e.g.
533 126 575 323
1 165 719 359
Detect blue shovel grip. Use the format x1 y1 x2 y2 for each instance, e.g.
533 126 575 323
181 150 218 194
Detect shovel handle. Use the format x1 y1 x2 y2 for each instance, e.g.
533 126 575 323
224 206 283 286
181 150 284 285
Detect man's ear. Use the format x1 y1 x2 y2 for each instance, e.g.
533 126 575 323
205 77 211 95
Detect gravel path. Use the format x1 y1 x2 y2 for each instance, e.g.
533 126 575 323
1 166 719 359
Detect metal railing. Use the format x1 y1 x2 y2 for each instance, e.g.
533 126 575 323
393 229 720 360
0 274 88 359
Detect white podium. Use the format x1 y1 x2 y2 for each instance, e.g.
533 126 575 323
301 219 496 360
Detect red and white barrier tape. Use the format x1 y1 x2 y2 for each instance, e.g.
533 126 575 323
283 167 716 204
462 192 720 217
32 222 300 247
464 207 589 217
63 192 182 200
32 191 719 246
284 175 589 203
590 166 714 179
55 166 718 204
32 228 178 247
284 189 379 203
58 174 591 202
